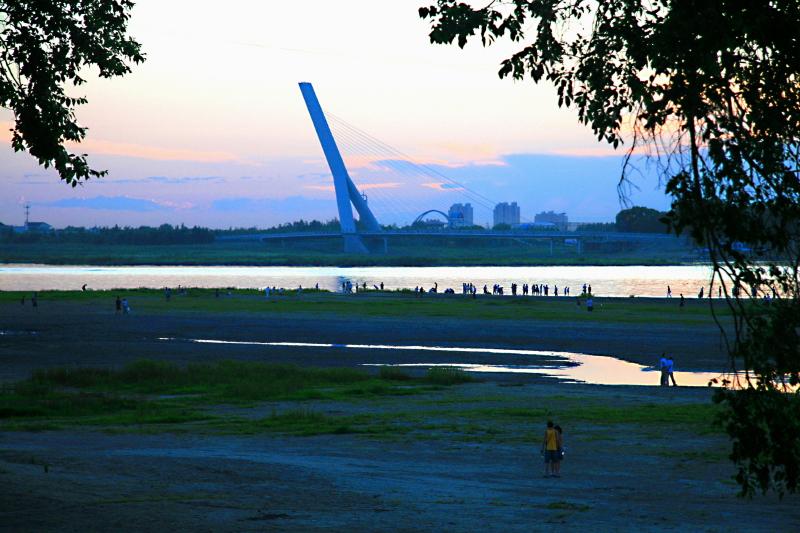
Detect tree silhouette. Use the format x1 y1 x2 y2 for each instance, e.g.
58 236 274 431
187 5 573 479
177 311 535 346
421 0 800 496
1 1 144 185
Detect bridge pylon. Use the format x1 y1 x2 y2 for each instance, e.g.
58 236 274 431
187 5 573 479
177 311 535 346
299 82 381 253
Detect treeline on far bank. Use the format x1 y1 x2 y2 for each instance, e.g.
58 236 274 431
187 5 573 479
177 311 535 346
578 207 668 234
0 207 670 246
0 224 215 245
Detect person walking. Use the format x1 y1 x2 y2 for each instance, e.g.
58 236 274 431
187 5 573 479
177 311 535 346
679 294 685 308
542 421 560 477
586 296 594 312
659 353 670 386
115 296 122 314
667 285 672 298
667 355 678 386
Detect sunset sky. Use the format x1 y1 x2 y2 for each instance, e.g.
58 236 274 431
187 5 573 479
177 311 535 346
0 0 670 228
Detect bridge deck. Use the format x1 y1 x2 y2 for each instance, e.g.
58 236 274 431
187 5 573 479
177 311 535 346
217 231 680 242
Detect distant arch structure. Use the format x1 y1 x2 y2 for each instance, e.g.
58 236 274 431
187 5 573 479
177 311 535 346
412 210 450 226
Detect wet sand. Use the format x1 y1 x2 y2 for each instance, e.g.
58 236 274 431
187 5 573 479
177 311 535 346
0 296 729 383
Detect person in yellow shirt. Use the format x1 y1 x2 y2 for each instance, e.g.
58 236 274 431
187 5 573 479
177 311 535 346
541 420 559 477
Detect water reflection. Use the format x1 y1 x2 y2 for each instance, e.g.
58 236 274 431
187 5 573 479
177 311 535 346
1 264 716 297
159 337 732 388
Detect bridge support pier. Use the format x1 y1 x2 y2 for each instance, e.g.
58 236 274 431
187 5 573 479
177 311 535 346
343 234 369 254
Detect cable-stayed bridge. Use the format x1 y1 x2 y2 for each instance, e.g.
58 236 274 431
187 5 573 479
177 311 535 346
226 83 675 253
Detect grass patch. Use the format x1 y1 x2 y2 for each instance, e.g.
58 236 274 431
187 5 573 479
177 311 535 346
0 237 697 267
425 367 476 385
258 409 359 436
0 360 472 434
544 501 591 512
29 359 376 402
562 403 721 427
378 366 413 381
655 449 729 462
1 289 732 327
0 359 723 440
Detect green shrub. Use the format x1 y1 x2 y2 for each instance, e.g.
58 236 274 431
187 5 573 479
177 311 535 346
425 367 475 385
378 366 413 381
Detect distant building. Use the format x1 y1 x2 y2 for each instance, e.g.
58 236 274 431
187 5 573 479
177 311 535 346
534 211 568 231
25 221 52 233
448 203 474 228
14 221 52 234
493 202 520 227
14 204 52 234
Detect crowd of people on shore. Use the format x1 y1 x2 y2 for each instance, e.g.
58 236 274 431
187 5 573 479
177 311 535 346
404 281 593 298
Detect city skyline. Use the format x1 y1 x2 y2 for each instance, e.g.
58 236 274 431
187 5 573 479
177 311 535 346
0 1 671 229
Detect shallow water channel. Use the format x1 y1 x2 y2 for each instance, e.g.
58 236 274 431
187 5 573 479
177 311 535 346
160 337 731 388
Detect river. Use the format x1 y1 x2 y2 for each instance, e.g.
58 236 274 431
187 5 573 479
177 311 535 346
0 264 715 297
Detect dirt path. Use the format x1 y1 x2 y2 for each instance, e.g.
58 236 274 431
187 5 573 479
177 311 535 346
1 383 797 532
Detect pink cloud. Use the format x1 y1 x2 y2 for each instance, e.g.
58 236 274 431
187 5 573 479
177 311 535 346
422 182 465 192
68 138 238 163
304 181 401 192
359 182 402 190
152 199 196 209
2 121 237 163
